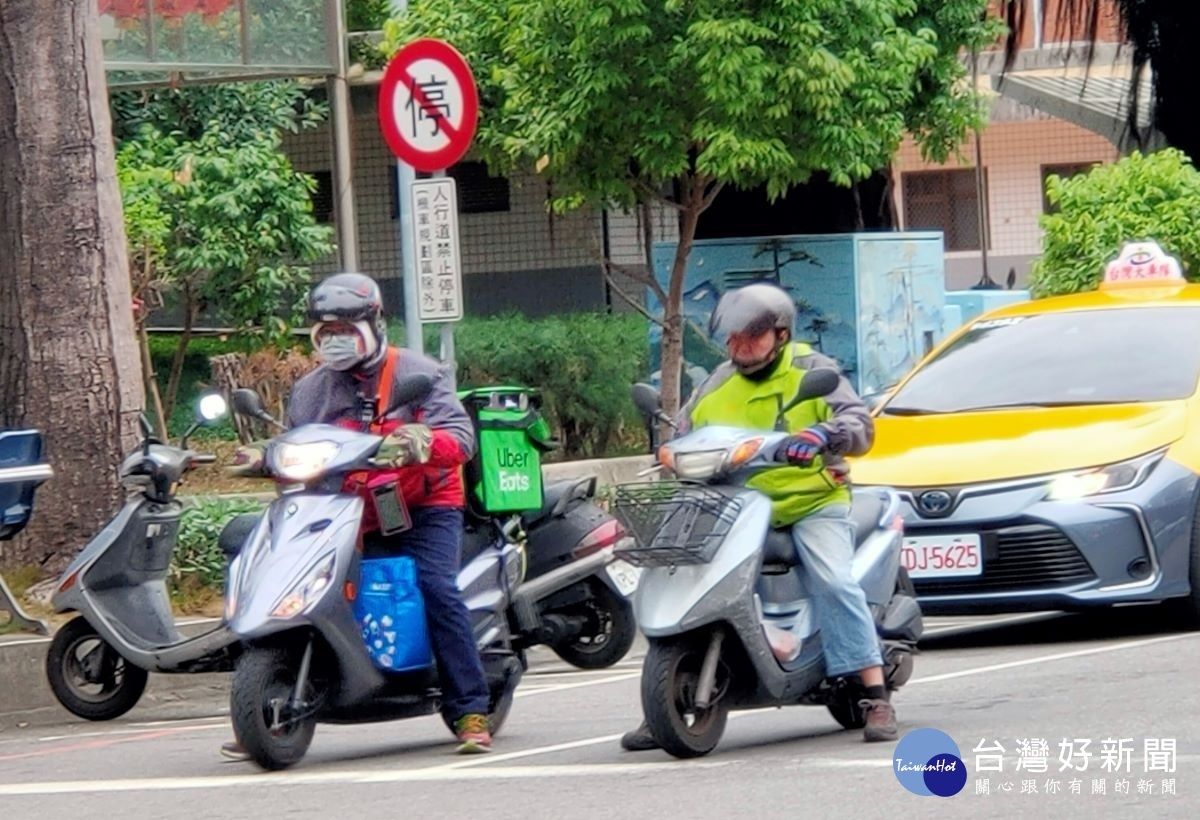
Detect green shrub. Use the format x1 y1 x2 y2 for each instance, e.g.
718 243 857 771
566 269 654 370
1034 149 1200 297
394 312 652 459
172 496 264 592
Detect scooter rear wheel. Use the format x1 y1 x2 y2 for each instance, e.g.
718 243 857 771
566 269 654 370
230 647 317 771
46 616 148 721
549 581 637 670
642 636 729 758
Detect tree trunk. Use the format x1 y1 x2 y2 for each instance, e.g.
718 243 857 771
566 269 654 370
138 323 169 439
0 1 144 572
659 179 703 425
164 283 196 423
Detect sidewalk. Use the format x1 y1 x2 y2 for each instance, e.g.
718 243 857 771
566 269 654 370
0 454 655 731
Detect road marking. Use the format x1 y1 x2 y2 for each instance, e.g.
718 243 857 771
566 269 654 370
515 671 640 698
0 761 733 796
907 631 1198 685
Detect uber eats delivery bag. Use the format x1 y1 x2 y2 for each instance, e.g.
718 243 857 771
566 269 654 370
459 386 555 515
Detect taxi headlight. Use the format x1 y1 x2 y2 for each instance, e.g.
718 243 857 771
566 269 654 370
1046 450 1166 501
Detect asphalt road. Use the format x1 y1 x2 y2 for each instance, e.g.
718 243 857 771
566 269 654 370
0 610 1195 820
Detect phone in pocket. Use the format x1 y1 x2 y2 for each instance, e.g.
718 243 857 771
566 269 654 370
372 483 412 536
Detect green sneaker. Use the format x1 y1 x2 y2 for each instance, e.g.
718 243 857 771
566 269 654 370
453 713 493 754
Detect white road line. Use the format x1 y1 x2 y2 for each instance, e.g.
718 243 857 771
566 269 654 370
921 612 1061 637
514 671 640 698
906 631 1198 685
0 761 734 797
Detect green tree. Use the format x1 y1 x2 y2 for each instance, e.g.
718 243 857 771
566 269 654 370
117 125 334 422
1032 148 1200 297
384 0 1001 419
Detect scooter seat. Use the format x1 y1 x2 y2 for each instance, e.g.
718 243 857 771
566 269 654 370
760 489 890 569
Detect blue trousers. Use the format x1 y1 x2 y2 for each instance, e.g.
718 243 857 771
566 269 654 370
378 506 490 720
790 503 883 677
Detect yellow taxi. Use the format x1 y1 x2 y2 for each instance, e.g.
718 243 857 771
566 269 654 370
853 242 1200 617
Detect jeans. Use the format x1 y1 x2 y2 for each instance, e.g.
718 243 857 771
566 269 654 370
790 503 883 678
371 506 491 721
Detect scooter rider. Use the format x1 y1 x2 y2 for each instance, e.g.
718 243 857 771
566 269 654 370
621 282 898 750
221 271 495 759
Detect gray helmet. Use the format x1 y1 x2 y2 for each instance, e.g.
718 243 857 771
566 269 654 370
708 283 796 342
307 272 388 370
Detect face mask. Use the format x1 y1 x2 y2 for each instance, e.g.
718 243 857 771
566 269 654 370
317 333 363 371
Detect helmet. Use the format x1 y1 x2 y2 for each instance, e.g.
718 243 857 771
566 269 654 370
307 272 387 371
708 283 796 342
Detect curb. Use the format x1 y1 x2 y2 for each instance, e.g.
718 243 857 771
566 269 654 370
0 454 657 729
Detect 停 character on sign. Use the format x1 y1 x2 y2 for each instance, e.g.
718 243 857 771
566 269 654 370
406 75 452 137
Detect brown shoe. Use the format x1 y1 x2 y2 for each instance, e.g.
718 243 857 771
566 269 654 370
860 698 898 742
453 713 493 754
220 740 251 762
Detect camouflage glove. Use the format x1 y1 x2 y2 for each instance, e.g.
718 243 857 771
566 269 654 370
371 424 433 467
228 442 268 477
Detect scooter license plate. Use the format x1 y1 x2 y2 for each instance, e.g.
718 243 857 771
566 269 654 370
901 534 983 579
605 558 643 597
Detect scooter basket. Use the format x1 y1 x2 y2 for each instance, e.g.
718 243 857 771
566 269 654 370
610 481 742 567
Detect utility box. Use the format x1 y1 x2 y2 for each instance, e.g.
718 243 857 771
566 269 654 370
944 289 1033 326
649 232 948 397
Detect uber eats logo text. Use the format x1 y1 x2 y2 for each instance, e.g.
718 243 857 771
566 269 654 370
495 447 531 491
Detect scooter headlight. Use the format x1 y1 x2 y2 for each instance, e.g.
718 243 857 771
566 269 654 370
672 450 728 480
271 441 339 482
271 551 337 619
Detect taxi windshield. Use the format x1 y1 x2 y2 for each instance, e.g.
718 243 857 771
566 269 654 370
882 306 1200 415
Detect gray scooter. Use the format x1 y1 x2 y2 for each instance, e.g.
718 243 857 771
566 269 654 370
46 395 238 720
615 370 923 758
223 379 616 770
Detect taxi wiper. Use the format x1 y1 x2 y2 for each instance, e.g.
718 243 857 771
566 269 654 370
879 406 943 416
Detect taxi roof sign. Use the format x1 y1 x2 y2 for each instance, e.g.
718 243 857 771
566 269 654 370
1101 241 1185 288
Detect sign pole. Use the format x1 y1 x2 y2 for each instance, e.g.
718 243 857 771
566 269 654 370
390 1 424 353
379 35 477 371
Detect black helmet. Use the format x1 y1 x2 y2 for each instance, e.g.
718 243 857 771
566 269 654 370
307 272 387 371
708 283 796 341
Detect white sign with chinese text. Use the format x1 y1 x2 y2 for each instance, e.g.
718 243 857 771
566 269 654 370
410 178 464 322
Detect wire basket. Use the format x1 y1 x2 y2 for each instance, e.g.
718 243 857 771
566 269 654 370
610 481 743 567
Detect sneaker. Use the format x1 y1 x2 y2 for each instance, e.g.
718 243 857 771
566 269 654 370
220 740 251 762
859 698 899 743
453 713 493 754
619 722 660 752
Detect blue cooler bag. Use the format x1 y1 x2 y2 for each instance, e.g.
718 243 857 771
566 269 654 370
352 555 433 672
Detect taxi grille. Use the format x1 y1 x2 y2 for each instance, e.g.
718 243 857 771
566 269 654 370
913 524 1096 595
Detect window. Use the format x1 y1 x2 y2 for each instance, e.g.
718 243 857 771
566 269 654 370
393 160 512 218
309 170 334 224
880 307 1200 415
902 169 989 252
1042 162 1098 214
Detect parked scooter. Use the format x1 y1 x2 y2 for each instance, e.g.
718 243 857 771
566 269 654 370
44 394 238 720
616 370 922 758
0 428 54 635
223 380 618 770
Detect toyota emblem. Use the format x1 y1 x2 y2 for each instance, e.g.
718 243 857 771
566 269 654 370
916 490 954 517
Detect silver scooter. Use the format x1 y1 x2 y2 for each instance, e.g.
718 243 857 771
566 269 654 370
46 394 238 720
224 379 616 770
616 369 922 758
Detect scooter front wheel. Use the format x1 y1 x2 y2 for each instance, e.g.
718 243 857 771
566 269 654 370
230 647 317 771
46 616 148 721
642 636 729 758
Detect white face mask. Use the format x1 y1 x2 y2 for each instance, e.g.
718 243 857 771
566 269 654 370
316 333 363 371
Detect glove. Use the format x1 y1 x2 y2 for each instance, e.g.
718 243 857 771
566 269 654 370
776 426 829 467
228 442 267 477
372 424 433 467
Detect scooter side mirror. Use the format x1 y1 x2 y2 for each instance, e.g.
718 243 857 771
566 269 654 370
775 368 840 429
232 388 286 430
632 383 674 428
